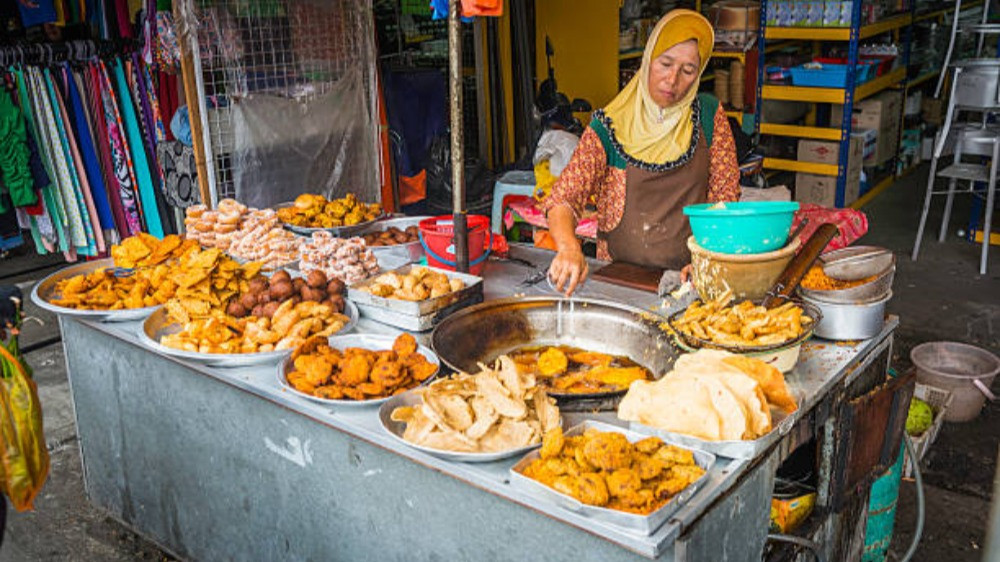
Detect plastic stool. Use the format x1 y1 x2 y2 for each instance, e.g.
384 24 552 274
491 171 536 234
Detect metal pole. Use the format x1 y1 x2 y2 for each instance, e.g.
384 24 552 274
449 0 470 272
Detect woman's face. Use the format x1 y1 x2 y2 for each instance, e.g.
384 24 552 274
647 39 700 108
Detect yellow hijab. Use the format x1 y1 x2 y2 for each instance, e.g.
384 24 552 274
602 10 714 164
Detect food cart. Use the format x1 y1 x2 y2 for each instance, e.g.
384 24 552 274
47 243 907 562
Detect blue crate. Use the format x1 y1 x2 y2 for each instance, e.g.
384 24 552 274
789 62 876 88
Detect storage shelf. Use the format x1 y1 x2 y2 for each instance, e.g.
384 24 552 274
914 0 984 22
712 50 747 62
764 158 839 175
764 14 912 41
701 73 716 83
906 69 941 90
725 110 745 125
760 123 843 140
619 49 643 61
761 67 906 103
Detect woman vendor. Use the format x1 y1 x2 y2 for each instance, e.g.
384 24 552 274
544 10 741 295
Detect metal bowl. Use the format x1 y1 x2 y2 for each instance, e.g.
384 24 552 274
800 247 896 304
31 258 160 322
278 334 440 407
275 202 386 238
378 390 546 463
355 216 428 264
139 300 358 368
800 290 891 341
430 297 679 410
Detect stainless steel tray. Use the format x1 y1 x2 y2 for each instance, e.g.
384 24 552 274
278 334 440 407
354 291 484 332
275 202 386 238
31 258 160 322
627 408 796 460
509 420 715 535
347 264 484 317
378 390 546 463
356 216 428 264
138 300 358 368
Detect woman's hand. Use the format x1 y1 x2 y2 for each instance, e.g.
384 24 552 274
548 246 589 296
680 264 693 283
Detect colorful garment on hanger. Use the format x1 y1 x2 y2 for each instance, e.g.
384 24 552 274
0 87 37 210
97 60 143 235
62 65 114 231
113 58 163 237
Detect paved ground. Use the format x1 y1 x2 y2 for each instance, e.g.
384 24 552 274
0 165 996 561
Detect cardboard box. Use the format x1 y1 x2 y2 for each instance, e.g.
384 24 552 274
796 136 863 206
831 90 903 165
852 129 878 161
922 97 945 126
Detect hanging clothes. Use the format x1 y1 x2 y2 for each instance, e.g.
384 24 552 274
113 58 163 237
62 65 114 231
96 60 144 235
0 87 37 211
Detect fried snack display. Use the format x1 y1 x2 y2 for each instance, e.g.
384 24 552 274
618 350 798 441
390 356 561 454
299 233 379 284
519 427 705 515
285 334 437 401
673 292 813 349
160 300 349 354
509 346 652 395
184 199 249 250
51 234 199 310
361 266 466 302
277 193 382 228
800 266 878 291
362 226 419 247
227 269 346 320
227 208 302 270
160 247 263 323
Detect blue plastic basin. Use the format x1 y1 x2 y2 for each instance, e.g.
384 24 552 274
684 201 800 254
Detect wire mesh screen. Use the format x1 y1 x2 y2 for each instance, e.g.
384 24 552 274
185 0 380 208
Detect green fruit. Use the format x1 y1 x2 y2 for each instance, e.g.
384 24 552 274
906 398 934 436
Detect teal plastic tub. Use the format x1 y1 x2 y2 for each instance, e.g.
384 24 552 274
684 201 800 255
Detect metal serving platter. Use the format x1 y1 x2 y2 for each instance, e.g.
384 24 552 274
138 300 358 368
666 300 822 355
509 420 716 536
277 334 440 408
355 216 429 264
347 264 484 317
627 408 797 460
274 202 386 238
431 297 679 411
31 258 160 322
354 292 484 332
378 390 548 463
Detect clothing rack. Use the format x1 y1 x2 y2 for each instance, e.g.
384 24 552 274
0 40 135 67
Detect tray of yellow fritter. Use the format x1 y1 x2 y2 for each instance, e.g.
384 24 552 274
509 420 714 535
31 234 199 322
279 333 439 407
275 193 385 237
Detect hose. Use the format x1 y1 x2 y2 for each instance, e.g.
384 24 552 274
766 533 825 562
899 433 925 562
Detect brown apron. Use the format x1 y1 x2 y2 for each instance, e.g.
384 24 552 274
601 131 710 270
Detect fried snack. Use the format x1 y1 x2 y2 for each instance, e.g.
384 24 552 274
390 356 561 453
672 291 813 349
284 333 434 400
618 349 797 442
509 346 652 395
520 427 704 514
277 192 382 228
160 300 350 354
298 233 379 284
227 208 302 270
800 265 878 291
228 269 346 320
161 247 264 323
362 226 420 247
184 199 249 250
360 266 466 302
51 234 200 310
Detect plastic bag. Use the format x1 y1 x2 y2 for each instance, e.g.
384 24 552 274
0 305 49 512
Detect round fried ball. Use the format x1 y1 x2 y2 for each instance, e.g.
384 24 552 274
271 270 292 285
251 304 265 318
301 286 326 302
327 278 345 295
239 292 258 310
269 281 294 301
248 276 269 294
226 301 248 318
328 294 346 313
306 270 327 289
261 301 281 318
292 278 306 293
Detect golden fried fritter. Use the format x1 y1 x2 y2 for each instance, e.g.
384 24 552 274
583 432 632 471
538 347 569 376
540 426 565 459
393 332 418 358
577 472 610 507
338 354 372 386
605 468 642 499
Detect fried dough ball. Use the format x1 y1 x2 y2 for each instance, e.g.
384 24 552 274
576 472 610 507
605 468 642 499
538 347 569 377
540 427 565 460
393 332 418 359
583 431 632 471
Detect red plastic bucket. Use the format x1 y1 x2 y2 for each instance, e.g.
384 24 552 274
418 215 492 275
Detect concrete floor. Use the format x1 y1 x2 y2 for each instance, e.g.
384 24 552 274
0 164 996 561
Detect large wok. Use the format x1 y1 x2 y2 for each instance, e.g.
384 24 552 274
431 297 680 410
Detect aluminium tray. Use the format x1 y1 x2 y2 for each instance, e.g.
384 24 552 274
138 300 358 368
354 291 484 332
347 264 484 317
31 258 160 322
509 420 715 536
627 407 797 460
378 390 548 463
278 334 440 407
274 202 386 238
355 216 429 264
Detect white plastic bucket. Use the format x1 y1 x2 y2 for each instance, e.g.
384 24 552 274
911 342 999 422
